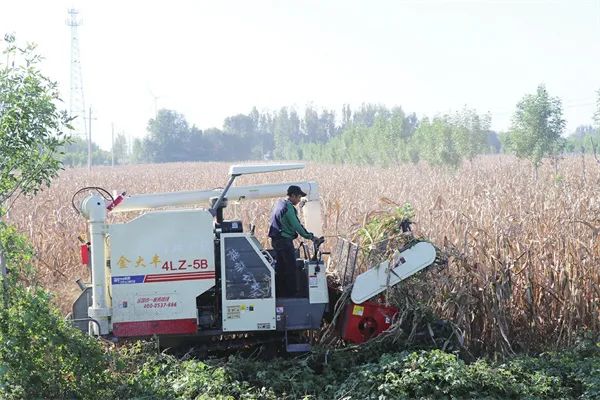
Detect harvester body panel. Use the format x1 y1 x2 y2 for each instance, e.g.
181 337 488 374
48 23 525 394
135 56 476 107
109 209 215 336
307 260 329 304
220 233 276 332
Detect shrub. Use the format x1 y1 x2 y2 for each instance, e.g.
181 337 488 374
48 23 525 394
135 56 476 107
0 223 115 399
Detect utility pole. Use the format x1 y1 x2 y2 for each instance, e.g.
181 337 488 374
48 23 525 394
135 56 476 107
149 89 161 118
127 133 132 162
111 123 115 167
85 107 98 171
88 107 92 171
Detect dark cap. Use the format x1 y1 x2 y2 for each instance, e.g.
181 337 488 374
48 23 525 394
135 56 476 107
287 185 307 197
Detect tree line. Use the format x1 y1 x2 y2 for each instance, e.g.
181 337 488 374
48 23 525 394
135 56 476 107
65 85 600 171
76 104 500 167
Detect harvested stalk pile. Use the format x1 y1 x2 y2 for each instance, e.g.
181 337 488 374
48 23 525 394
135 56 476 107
321 201 456 354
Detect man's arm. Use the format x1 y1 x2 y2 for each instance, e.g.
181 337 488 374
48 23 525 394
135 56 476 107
284 202 314 240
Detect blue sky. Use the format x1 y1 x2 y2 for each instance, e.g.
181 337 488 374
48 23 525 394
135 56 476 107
1 0 599 149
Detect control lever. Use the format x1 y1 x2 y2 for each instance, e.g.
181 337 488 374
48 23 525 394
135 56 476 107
310 236 326 262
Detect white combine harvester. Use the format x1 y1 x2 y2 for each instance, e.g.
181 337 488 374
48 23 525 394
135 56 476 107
71 164 436 352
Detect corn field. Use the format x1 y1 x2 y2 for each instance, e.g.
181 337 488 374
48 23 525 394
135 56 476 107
5 155 599 356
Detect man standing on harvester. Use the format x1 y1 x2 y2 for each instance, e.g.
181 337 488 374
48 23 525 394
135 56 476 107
269 185 320 297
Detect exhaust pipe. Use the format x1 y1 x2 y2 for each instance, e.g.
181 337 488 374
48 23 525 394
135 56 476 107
75 278 87 292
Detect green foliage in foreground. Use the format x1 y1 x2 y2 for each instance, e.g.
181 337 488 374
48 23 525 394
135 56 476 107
0 224 598 400
117 339 600 400
0 223 115 399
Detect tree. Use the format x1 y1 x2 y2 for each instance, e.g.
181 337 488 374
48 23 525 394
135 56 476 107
341 104 352 129
351 103 389 127
273 108 291 159
508 84 565 175
223 114 255 137
303 106 320 142
131 138 145 163
256 111 274 159
0 34 71 206
144 109 193 163
62 137 110 166
113 133 128 165
1 33 71 306
452 108 490 163
0 32 71 365
593 89 600 131
565 125 597 154
413 116 461 168
223 114 259 159
486 131 502 153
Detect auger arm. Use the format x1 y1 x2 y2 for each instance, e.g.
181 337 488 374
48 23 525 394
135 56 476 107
109 164 322 236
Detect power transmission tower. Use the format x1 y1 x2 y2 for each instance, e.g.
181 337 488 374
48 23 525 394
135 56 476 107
66 8 87 140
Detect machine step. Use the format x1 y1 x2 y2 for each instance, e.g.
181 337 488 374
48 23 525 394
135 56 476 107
286 343 312 352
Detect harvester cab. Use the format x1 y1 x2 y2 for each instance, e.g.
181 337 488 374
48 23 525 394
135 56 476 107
70 163 437 352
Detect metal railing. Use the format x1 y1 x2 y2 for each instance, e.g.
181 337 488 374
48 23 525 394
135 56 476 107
329 237 361 288
328 233 420 288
